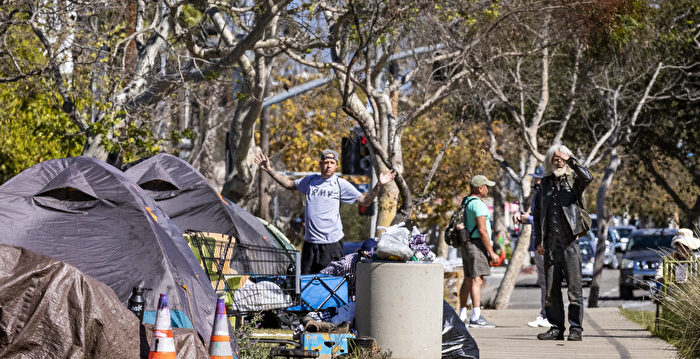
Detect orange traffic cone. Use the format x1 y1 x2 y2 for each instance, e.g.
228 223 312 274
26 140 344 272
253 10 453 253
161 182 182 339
209 299 234 359
149 293 176 359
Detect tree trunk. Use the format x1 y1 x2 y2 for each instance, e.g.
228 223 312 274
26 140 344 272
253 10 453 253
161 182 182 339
494 173 534 309
376 180 399 228
492 169 507 251
82 133 110 161
494 223 531 309
190 85 224 190
221 105 257 202
221 53 272 203
588 148 620 307
436 227 448 259
375 90 402 229
257 80 272 220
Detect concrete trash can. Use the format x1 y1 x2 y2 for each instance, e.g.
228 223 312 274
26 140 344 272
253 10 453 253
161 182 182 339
355 262 443 359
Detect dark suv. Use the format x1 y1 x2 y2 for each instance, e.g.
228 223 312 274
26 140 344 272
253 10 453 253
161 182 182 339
618 228 676 299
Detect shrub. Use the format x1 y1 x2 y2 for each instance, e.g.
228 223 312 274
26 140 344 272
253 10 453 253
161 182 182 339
657 276 700 358
235 312 271 359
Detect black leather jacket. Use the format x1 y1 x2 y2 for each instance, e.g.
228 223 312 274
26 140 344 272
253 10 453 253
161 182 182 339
533 157 593 248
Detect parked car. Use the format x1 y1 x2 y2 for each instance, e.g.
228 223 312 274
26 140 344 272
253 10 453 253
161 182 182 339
580 240 595 286
618 228 677 299
578 229 597 251
583 215 622 268
602 227 622 269
612 225 637 250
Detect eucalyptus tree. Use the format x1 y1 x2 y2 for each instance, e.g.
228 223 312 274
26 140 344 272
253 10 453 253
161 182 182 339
274 0 557 227
581 0 700 306
430 0 590 309
449 0 699 308
0 0 294 172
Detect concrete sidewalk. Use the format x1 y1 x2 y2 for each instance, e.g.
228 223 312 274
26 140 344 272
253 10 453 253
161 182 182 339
468 308 677 358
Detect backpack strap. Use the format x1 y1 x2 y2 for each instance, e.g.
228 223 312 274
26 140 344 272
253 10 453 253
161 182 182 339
462 197 480 239
336 176 342 211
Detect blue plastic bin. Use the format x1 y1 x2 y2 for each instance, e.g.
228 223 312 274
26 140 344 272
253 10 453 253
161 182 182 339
287 274 349 311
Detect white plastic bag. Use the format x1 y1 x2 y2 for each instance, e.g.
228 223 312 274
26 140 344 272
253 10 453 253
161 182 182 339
375 222 413 260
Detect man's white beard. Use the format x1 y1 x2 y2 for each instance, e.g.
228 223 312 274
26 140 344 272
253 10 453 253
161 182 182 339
553 166 568 178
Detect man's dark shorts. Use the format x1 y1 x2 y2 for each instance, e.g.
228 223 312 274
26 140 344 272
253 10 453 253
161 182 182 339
461 239 491 278
301 240 344 274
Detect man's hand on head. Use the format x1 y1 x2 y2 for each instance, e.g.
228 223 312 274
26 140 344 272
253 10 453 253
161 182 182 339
553 151 570 162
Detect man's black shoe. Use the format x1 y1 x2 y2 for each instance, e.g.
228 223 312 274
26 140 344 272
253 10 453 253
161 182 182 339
537 328 564 340
568 330 582 341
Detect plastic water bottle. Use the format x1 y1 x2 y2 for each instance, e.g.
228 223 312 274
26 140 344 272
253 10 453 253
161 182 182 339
128 286 146 322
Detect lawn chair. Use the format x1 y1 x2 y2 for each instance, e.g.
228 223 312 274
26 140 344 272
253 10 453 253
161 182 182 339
653 255 700 329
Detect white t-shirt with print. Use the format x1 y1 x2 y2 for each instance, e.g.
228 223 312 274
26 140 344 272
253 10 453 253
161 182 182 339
295 174 362 244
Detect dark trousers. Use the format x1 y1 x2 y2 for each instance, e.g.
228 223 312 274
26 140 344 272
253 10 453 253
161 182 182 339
544 240 583 333
300 240 343 274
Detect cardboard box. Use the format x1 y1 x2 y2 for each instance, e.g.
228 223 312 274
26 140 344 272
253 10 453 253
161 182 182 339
301 333 355 358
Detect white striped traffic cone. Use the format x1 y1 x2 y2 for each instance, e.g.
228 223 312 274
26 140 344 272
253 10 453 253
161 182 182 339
209 299 234 359
149 293 176 359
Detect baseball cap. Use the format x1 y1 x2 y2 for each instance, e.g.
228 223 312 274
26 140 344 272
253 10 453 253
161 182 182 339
529 166 545 179
320 149 339 162
470 175 495 187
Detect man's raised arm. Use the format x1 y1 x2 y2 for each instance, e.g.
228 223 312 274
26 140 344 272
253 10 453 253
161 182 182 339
254 153 295 190
356 170 396 206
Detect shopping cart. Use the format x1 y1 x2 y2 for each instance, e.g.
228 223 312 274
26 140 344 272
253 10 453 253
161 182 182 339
187 231 301 324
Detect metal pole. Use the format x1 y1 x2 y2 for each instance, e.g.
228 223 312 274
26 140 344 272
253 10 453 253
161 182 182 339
295 251 301 295
273 194 279 227
261 44 445 108
370 168 378 238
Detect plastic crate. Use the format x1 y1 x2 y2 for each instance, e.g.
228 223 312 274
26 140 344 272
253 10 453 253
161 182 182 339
301 333 354 358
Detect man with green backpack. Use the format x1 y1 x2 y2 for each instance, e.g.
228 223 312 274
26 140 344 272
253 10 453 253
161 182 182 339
455 175 500 328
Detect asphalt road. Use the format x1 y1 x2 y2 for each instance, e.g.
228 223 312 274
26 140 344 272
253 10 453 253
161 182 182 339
484 265 656 312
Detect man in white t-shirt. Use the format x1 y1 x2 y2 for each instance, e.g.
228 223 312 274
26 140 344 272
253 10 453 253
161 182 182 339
255 149 396 273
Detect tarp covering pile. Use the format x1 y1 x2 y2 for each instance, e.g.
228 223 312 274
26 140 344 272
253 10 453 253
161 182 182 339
0 157 233 351
124 153 293 275
0 244 141 358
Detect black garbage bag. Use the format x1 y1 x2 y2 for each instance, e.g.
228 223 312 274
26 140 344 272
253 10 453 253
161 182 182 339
442 300 479 358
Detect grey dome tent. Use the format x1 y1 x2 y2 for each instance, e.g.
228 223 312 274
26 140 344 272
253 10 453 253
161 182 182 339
123 153 296 275
0 156 232 352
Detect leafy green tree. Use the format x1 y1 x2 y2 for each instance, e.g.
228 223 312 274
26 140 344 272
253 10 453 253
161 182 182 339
0 0 294 171
0 83 83 183
0 28 83 183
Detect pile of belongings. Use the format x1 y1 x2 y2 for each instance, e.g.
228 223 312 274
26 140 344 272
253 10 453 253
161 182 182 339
374 222 437 262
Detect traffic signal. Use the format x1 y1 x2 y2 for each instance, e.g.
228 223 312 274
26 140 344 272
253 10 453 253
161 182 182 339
341 133 372 175
357 136 372 175
358 202 375 216
341 136 359 174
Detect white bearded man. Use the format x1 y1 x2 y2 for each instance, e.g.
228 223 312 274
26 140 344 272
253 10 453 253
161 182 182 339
533 144 593 341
